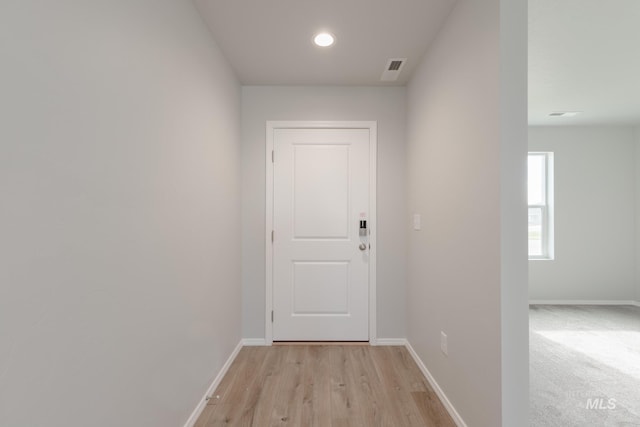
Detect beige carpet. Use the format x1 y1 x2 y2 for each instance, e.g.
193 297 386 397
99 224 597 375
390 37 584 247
530 305 640 426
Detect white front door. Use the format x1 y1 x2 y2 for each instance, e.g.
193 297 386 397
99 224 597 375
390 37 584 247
272 127 372 341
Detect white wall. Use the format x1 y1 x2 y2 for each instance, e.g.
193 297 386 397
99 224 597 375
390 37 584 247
499 0 529 423
241 86 407 340
0 1 241 426
529 126 636 301
636 126 640 303
406 0 528 425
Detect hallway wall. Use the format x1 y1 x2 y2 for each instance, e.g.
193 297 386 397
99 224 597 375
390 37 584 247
529 126 637 302
241 86 407 340
0 1 242 426
636 126 640 303
406 0 528 425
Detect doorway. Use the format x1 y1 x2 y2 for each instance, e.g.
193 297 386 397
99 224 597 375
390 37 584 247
265 121 377 344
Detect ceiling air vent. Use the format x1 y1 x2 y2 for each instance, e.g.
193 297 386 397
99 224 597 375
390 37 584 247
381 58 407 82
549 111 582 117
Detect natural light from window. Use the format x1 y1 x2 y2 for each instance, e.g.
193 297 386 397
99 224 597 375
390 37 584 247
528 152 554 259
536 330 640 381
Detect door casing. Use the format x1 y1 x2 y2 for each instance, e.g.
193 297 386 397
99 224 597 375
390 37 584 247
265 121 377 345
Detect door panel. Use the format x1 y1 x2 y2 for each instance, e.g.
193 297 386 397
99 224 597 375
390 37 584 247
273 128 370 341
293 145 349 239
292 261 349 314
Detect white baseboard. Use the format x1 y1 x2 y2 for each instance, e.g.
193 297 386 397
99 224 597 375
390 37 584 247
241 338 409 346
405 341 467 427
529 299 638 306
374 338 408 346
242 338 267 346
183 340 243 427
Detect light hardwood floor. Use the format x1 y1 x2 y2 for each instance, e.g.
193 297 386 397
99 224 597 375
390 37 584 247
194 345 455 427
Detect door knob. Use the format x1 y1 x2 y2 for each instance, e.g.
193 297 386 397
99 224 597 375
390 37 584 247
359 243 367 251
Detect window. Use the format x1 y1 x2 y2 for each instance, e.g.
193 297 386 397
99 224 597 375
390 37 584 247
528 152 554 259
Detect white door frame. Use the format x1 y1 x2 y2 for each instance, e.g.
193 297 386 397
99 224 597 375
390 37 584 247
265 121 377 345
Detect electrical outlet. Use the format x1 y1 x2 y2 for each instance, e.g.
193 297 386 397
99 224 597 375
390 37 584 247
440 331 448 356
413 214 421 230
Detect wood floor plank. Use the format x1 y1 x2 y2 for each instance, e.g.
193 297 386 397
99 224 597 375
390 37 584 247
202 403 234 427
249 345 289 426
269 346 305 426
369 346 426 426
329 346 363 427
194 344 456 427
369 346 404 391
412 391 457 427
384 347 455 426
300 345 332 427
206 347 268 426
206 347 251 404
193 404 216 427
388 346 429 392
207 347 255 405
195 347 255 427
345 345 397 427
234 347 274 426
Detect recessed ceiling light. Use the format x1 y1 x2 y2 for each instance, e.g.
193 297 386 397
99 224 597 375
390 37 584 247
549 111 582 117
313 32 335 47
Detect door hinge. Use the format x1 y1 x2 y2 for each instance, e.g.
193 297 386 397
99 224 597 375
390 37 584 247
271 230 274 242
271 310 274 323
271 150 274 163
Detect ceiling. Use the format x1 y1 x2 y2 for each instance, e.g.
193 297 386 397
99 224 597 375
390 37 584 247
196 0 640 126
195 0 457 86
529 0 640 126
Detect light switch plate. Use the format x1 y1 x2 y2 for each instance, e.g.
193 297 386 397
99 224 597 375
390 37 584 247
441 331 448 356
413 214 421 230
